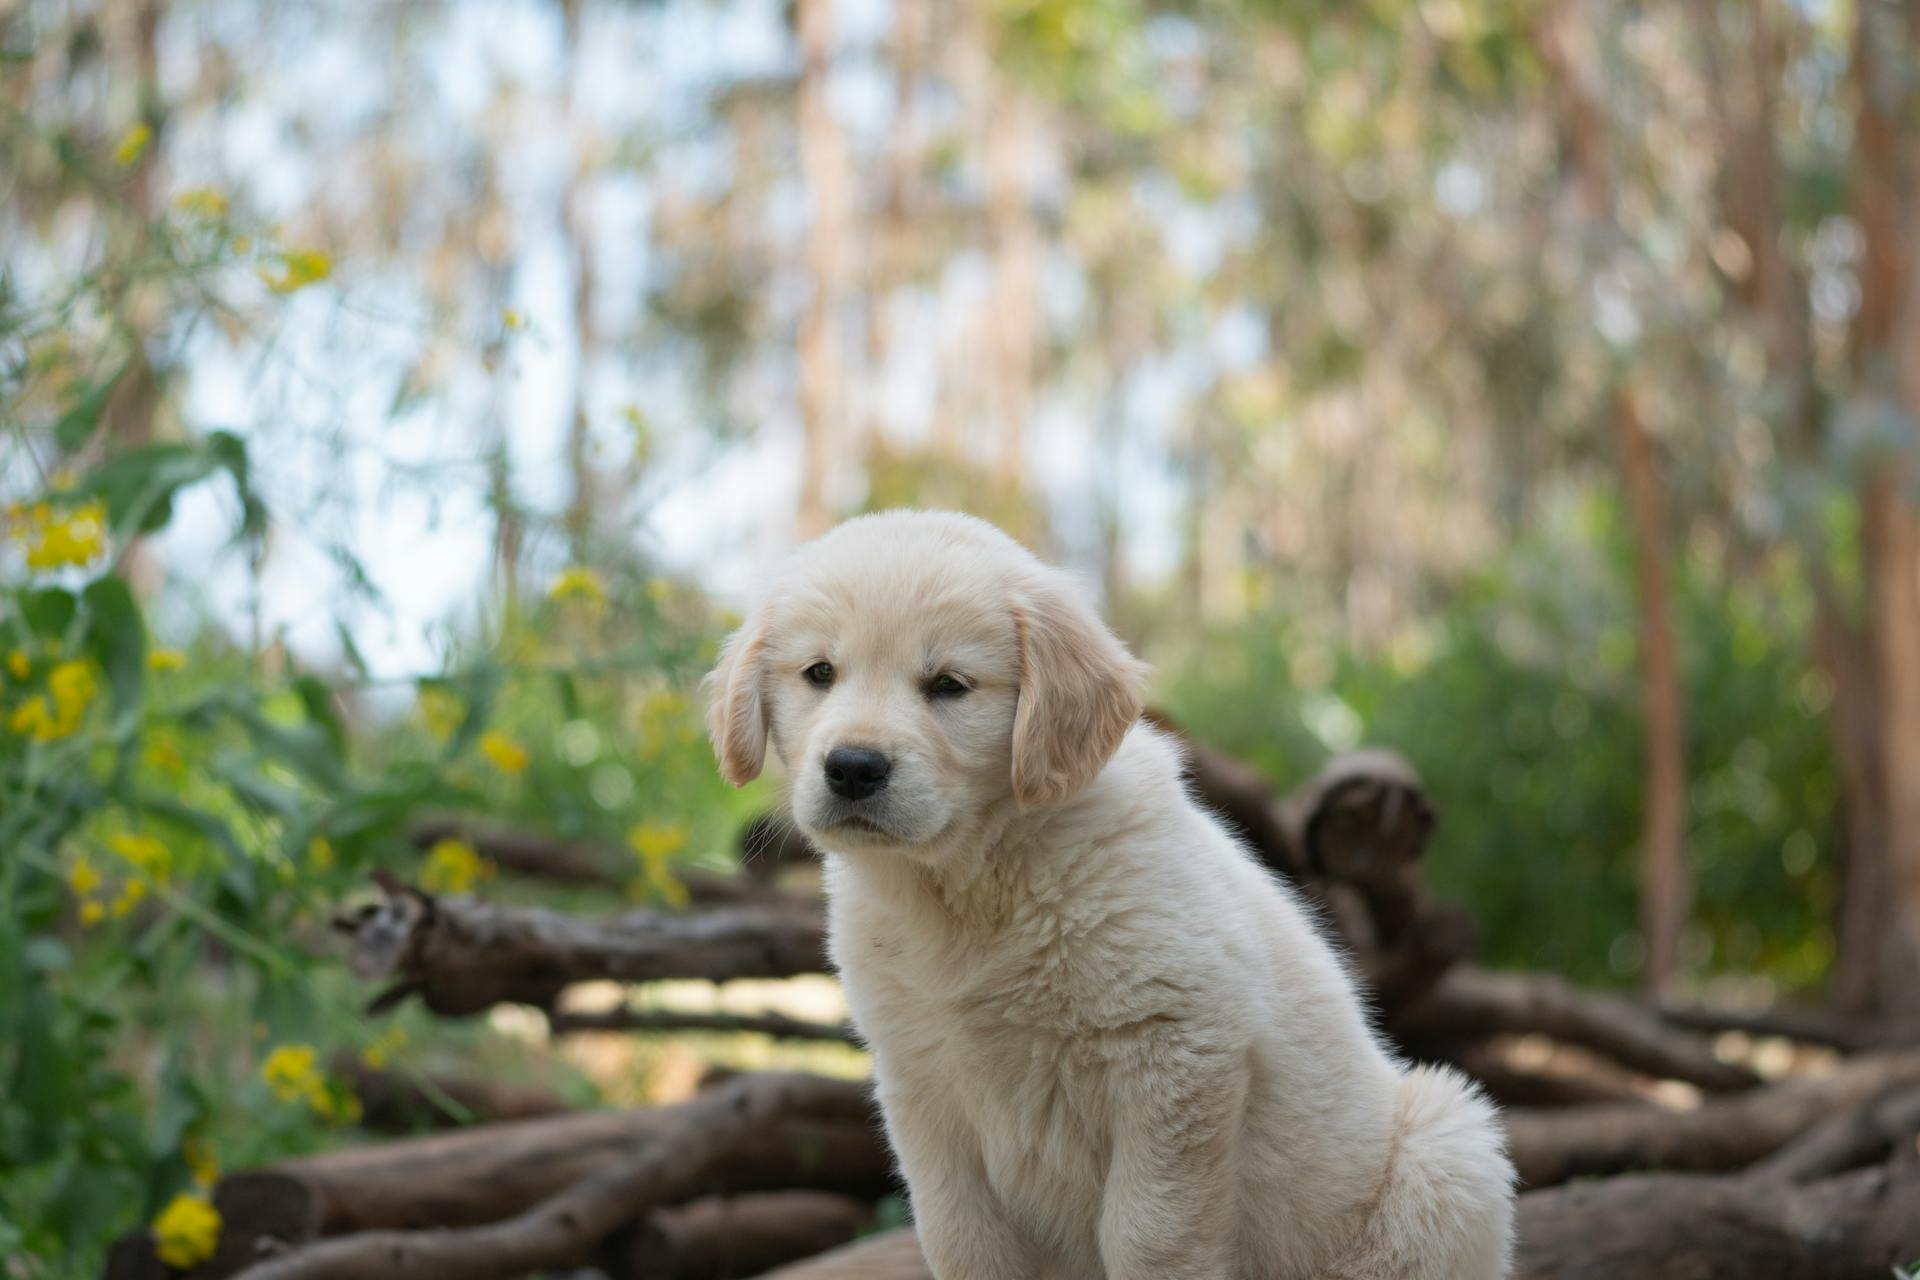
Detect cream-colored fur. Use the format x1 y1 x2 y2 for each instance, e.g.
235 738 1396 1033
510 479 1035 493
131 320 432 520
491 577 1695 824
706 510 1515 1280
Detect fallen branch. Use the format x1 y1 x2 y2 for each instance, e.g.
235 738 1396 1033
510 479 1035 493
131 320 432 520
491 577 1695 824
232 1073 877 1280
333 1056 571 1131
1503 1050 1920 1187
617 1191 874 1280
1660 1001 1920 1053
549 1006 856 1043
264 1075 883 1236
767 1157 1920 1280
334 874 830 1016
1511 1160 1920 1278
1401 966 1762 1091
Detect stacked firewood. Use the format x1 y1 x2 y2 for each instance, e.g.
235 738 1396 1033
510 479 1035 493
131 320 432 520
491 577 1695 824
106 715 1920 1279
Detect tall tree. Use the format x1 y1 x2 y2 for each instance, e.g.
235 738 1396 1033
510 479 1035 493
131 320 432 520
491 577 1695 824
794 0 855 539
1539 0 1690 992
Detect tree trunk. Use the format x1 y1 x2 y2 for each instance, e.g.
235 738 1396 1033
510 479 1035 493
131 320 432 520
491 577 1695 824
1846 0 1920 1015
560 0 598 562
1614 388 1690 995
794 0 854 539
1538 4 1691 995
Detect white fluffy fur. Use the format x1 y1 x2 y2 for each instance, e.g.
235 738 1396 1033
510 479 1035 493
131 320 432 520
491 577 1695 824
706 510 1515 1279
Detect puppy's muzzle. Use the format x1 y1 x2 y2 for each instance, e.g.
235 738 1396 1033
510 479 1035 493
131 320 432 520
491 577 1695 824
824 746 892 801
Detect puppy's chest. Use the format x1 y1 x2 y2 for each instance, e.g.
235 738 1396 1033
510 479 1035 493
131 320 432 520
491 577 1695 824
838 912 1138 1232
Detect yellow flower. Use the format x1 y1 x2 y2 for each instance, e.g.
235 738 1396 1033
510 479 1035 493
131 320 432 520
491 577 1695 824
111 877 147 918
261 1043 322 1103
151 1193 220 1270
9 697 52 739
307 835 335 871
173 186 230 220
12 498 108 571
478 730 529 774
626 821 689 907
417 685 465 743
148 648 188 672
183 1135 220 1188
113 122 153 169
259 246 332 293
9 660 97 742
628 820 686 863
108 831 172 883
6 649 27 680
502 308 526 331
549 566 607 608
67 853 102 899
79 899 105 927
48 660 98 724
421 837 494 895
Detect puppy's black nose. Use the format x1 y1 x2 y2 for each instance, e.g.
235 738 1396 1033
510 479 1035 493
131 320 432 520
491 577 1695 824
824 746 892 800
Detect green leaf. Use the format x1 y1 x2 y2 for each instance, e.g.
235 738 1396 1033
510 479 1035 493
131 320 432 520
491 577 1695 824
294 676 346 762
81 577 146 715
51 361 127 452
16 586 77 639
77 430 259 538
335 622 372 680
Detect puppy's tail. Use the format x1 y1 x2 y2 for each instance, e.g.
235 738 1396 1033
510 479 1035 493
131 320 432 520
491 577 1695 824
1333 1065 1516 1280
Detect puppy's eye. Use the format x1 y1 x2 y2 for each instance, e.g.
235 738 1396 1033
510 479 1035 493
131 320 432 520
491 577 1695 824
802 661 835 689
924 673 970 700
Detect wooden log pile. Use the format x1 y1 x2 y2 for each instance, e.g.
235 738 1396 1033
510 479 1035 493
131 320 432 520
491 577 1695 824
105 713 1920 1279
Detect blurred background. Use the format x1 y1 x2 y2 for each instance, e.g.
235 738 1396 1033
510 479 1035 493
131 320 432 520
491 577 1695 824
6 0 1920 1272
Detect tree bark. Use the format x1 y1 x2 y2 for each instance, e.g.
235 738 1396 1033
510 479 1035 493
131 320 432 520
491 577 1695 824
1614 387 1690 996
1848 0 1920 1016
334 877 829 1017
616 1191 875 1280
1538 2 1690 996
793 0 854 539
765 1160 1920 1280
228 1074 880 1280
560 0 599 562
1400 966 1760 1092
1503 1050 1920 1188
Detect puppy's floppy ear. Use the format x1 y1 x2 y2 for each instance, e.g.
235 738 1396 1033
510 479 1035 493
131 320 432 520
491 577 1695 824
703 611 771 786
1011 571 1147 809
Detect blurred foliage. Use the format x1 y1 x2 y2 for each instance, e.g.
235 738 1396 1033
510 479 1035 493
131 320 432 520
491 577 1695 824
1160 495 1837 990
0 130 765 1277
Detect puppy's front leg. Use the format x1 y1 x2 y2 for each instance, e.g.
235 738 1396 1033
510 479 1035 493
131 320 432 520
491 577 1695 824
882 1089 1041 1279
1097 1048 1245 1280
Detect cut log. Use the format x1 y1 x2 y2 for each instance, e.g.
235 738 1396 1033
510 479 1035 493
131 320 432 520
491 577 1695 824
1660 1002 1920 1053
333 1057 571 1131
764 1162 1920 1280
229 1075 886 1238
1512 1162 1920 1279
1504 1050 1920 1187
333 874 830 1017
1401 966 1762 1091
615 1191 874 1280
761 1229 929 1280
230 1074 884 1280
549 1006 856 1043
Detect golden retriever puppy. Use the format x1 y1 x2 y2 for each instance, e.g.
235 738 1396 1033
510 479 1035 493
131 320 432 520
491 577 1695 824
706 510 1514 1280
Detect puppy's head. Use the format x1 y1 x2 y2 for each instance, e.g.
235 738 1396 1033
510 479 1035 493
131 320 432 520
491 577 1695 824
704 511 1145 858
